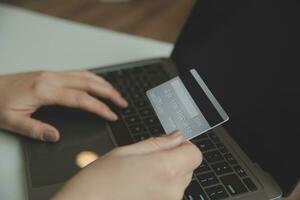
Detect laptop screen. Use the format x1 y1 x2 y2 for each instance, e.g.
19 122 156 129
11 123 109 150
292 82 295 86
171 0 299 195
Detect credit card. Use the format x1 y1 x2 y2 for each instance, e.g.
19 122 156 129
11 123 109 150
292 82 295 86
146 69 229 140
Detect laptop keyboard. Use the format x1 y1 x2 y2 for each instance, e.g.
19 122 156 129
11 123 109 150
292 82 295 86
98 64 257 200
101 65 166 140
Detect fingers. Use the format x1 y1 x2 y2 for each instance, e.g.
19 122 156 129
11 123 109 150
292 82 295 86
65 70 113 88
118 131 202 174
5 114 59 142
52 71 128 108
47 88 118 121
57 71 128 108
161 141 203 174
118 131 184 155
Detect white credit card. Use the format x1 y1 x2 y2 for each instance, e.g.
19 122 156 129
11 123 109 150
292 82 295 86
146 69 229 140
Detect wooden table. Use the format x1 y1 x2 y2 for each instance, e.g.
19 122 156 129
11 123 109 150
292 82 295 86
0 0 193 43
0 0 298 199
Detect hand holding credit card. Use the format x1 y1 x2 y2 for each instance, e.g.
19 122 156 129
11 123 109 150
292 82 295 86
146 69 229 140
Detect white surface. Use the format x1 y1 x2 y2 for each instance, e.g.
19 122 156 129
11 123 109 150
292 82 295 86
0 3 172 74
0 3 173 200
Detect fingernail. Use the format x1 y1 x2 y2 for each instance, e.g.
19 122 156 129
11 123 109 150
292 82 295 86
107 110 118 120
43 130 58 142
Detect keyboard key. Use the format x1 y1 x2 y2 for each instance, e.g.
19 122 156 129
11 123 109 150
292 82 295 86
122 79 135 86
195 139 216 152
205 185 229 200
204 151 224 163
130 92 144 100
131 66 144 73
125 115 141 124
220 174 248 196
192 133 209 141
114 82 124 91
149 125 164 136
139 108 154 117
215 143 228 153
134 100 148 108
208 132 220 143
133 132 150 142
194 160 210 174
233 165 247 177
211 162 233 175
121 107 136 116
127 85 140 93
113 72 127 83
135 75 148 83
120 93 130 102
140 81 152 90
113 70 125 77
105 72 116 82
129 124 147 134
197 172 219 187
224 153 238 165
143 116 159 126
185 180 209 200
243 178 257 191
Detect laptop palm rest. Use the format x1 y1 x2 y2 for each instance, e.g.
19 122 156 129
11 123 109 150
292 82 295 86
24 106 115 188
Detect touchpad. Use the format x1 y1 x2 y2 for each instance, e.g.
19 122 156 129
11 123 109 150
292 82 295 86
25 106 115 188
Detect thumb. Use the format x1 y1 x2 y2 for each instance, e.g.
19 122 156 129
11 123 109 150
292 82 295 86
120 130 184 155
6 115 60 142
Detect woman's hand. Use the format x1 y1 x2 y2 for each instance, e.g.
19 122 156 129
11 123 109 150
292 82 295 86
0 70 128 142
52 131 202 200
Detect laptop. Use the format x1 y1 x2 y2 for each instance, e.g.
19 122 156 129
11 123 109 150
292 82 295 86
22 0 300 199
